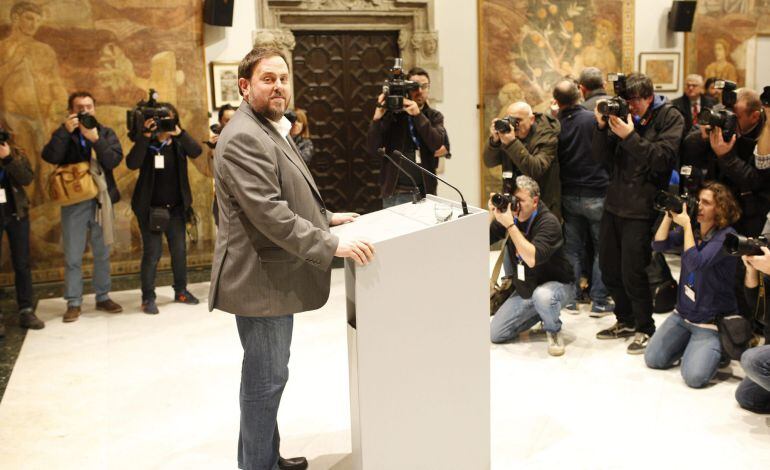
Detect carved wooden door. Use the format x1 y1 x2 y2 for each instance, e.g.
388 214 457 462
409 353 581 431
292 31 399 214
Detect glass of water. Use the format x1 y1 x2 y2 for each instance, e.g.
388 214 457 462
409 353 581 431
434 203 453 223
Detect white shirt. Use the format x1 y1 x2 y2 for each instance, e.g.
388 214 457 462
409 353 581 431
268 116 293 145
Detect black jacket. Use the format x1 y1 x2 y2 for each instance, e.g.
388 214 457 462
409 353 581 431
42 124 123 203
557 105 609 197
592 96 684 220
581 89 609 112
490 202 574 299
682 112 770 236
367 105 446 198
671 94 717 135
0 147 34 220
126 131 202 221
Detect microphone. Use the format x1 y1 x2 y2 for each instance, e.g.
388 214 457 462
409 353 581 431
392 150 469 216
377 148 422 204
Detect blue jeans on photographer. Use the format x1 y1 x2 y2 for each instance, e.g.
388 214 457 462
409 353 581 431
736 345 770 413
61 199 112 308
562 194 609 303
491 281 573 343
644 312 721 388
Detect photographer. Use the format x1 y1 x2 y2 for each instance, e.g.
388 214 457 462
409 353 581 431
592 73 684 354
483 101 561 219
553 79 612 315
41 91 124 322
579 67 608 112
736 242 770 413
645 182 740 388
367 66 447 208
126 103 202 314
489 176 574 356
0 122 43 336
204 104 236 225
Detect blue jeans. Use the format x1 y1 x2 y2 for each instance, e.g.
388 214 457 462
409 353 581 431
61 199 111 307
561 194 609 303
490 281 573 343
236 315 294 470
736 346 770 413
644 313 721 388
383 191 417 208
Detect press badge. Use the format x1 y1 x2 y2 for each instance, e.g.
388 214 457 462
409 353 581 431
415 149 422 164
154 154 164 169
684 285 696 302
517 263 525 281
0 189 6 204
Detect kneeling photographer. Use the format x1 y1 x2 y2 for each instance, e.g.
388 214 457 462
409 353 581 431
489 175 574 357
645 182 740 388
126 93 202 314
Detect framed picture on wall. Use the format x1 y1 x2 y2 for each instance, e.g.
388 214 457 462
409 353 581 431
210 62 241 109
639 52 680 92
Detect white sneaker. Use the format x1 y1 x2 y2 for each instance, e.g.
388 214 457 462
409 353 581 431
547 331 565 356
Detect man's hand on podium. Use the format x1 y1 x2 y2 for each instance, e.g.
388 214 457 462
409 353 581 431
331 212 360 226
335 237 375 266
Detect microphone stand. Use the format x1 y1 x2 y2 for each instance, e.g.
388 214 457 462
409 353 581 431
392 150 470 216
377 148 422 204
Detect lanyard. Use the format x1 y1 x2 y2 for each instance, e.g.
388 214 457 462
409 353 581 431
407 116 420 150
513 209 538 264
149 140 169 155
686 236 710 287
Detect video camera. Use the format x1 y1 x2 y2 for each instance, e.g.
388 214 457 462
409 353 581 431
0 129 10 145
494 116 520 134
126 89 177 140
381 58 420 113
654 190 698 219
597 73 629 120
723 233 769 256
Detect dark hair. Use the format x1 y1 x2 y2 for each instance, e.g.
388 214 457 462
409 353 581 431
218 103 235 122
407 67 430 82
11 1 42 17
553 79 581 107
700 181 740 229
237 47 288 96
626 73 654 99
67 91 96 111
578 67 604 91
704 77 718 90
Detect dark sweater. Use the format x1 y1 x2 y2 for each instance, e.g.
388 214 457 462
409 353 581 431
0 147 34 220
557 105 609 197
490 202 574 299
652 226 738 323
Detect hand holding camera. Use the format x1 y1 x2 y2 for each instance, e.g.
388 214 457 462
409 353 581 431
402 98 420 116
607 114 634 139
491 116 519 145
708 125 736 158
64 113 79 133
372 93 387 121
142 118 157 138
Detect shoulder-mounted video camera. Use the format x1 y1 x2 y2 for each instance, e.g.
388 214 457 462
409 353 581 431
126 89 177 140
597 73 629 121
381 58 420 113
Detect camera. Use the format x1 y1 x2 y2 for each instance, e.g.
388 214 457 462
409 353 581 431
77 112 98 130
494 116 520 134
597 73 629 120
0 129 10 145
716 80 738 109
698 106 737 141
761 86 770 107
491 171 520 212
723 233 769 256
381 58 420 112
126 89 177 140
654 190 698 218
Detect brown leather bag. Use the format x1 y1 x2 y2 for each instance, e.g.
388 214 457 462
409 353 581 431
47 161 98 206
490 234 514 316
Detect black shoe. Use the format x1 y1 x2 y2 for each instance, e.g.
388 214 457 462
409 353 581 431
596 322 635 340
19 308 44 330
142 299 159 315
627 332 650 355
278 456 308 470
175 289 200 305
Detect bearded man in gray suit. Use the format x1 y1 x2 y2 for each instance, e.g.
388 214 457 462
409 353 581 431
209 46 375 470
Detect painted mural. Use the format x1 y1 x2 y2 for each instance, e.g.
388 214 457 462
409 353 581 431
0 0 213 285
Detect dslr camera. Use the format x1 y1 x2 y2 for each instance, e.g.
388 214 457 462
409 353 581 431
0 129 10 145
716 80 738 109
491 171 520 213
494 116 520 134
723 233 769 256
654 190 698 219
381 58 420 112
597 73 629 120
761 86 770 107
698 105 738 140
77 112 98 130
126 89 177 140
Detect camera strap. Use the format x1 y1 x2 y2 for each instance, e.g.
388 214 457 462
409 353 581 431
149 140 169 170
513 209 538 265
407 117 422 163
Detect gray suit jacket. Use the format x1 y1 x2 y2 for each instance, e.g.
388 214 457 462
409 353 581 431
208 101 339 317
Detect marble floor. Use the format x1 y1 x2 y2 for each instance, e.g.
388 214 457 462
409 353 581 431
1 258 769 469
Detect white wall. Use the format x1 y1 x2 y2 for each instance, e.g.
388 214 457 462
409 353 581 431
634 0 685 99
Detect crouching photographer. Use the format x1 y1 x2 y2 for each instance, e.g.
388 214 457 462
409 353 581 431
645 182 740 388
126 93 202 314
489 175 574 356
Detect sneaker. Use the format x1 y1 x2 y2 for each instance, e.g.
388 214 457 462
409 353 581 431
175 290 199 305
142 299 159 315
19 308 44 330
589 301 615 318
564 302 580 315
547 331 565 356
63 306 81 323
96 298 123 314
627 332 650 355
596 322 635 340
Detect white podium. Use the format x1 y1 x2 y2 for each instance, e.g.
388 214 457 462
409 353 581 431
332 196 490 470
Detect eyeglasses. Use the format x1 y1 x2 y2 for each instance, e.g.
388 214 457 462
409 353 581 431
418 83 431 90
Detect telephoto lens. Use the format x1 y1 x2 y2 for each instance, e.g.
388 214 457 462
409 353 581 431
491 193 513 212
723 233 769 257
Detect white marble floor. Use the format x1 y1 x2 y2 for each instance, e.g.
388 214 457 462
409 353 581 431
1 260 769 470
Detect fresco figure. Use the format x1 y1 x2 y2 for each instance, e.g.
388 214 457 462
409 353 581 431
704 38 738 83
